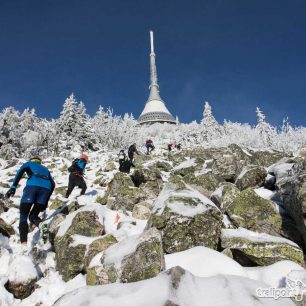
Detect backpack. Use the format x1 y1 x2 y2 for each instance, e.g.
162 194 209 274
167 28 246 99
68 159 78 173
119 159 131 173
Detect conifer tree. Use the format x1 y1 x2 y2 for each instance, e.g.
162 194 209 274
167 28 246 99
201 101 223 141
255 107 276 147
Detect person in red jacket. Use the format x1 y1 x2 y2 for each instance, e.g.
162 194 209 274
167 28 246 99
145 139 155 155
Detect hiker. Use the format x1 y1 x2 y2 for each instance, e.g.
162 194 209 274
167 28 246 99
5 156 55 245
145 139 155 155
128 143 139 166
118 150 126 167
118 149 132 173
168 143 173 152
176 143 182 150
65 154 88 198
119 158 132 173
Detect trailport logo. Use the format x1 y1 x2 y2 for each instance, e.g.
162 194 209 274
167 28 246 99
256 278 306 301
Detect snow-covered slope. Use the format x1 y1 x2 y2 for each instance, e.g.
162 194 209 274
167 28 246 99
0 147 305 305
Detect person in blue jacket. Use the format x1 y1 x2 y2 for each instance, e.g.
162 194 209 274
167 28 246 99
6 156 55 244
65 154 88 198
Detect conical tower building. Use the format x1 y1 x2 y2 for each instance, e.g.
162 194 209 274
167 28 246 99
138 31 176 125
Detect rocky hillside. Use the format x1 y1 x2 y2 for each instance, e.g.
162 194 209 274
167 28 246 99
0 145 306 305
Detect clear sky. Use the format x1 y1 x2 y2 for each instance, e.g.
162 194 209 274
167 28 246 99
0 0 305 126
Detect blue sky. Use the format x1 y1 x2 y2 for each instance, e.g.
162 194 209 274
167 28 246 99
0 0 305 126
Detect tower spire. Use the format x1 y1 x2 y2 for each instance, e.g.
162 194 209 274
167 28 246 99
148 31 161 101
138 31 176 125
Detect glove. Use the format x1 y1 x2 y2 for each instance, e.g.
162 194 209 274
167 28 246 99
6 188 15 198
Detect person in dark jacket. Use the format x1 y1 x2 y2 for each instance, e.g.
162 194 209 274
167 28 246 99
6 156 55 244
65 154 88 198
128 143 139 166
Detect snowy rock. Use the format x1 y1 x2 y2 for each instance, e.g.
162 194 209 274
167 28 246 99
251 151 287 167
172 158 197 177
0 194 11 214
150 182 222 253
49 197 65 210
103 172 142 211
132 204 151 220
54 209 104 281
49 213 66 244
210 182 240 212
84 234 117 267
221 228 305 266
235 165 267 190
165 246 247 278
227 188 283 237
264 173 277 190
273 158 306 251
6 255 38 299
86 227 164 285
55 265 294 306
182 172 224 197
0 217 15 237
103 160 117 172
155 160 172 172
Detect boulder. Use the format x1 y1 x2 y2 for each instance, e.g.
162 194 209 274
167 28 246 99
150 182 222 253
54 186 67 196
84 234 117 267
227 188 282 237
54 265 295 306
210 183 240 213
6 255 38 299
182 172 224 197
86 228 164 285
103 172 142 211
49 197 65 210
0 217 15 237
155 160 172 172
221 228 304 266
250 151 287 167
132 204 151 220
0 194 11 214
235 165 267 190
103 160 117 172
49 213 66 244
299 181 306 217
172 158 197 177
272 158 306 251
54 208 104 281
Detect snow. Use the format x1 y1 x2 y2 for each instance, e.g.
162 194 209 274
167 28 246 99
222 214 232 228
222 228 300 248
254 187 284 212
268 163 295 181
53 268 294 306
245 260 305 288
69 235 100 248
152 183 219 217
101 234 140 268
165 246 247 278
8 255 38 283
19 271 86 306
172 158 195 171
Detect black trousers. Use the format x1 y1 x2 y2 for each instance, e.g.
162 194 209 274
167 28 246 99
66 173 87 197
19 202 45 243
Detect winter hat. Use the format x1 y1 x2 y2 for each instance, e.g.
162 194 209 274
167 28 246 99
80 154 88 161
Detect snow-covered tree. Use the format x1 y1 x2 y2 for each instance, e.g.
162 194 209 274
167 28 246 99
255 107 276 148
201 101 223 142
